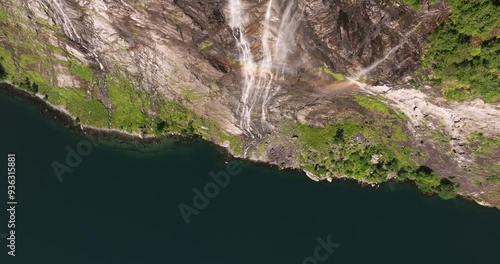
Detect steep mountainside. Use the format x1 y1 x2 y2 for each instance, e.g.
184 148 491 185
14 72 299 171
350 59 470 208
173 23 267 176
0 0 499 207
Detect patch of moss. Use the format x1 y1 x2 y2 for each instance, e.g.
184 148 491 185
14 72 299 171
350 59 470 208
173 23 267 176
468 132 500 157
22 70 51 94
318 66 344 81
199 41 214 51
355 95 408 121
50 87 108 127
355 96 391 115
107 75 151 133
487 175 500 184
157 99 197 136
400 0 438 11
180 87 204 103
431 129 449 144
19 54 41 68
104 73 200 136
227 134 244 154
0 47 16 80
0 5 8 20
71 62 94 82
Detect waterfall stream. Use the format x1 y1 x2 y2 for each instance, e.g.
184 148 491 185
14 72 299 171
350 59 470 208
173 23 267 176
51 0 81 42
352 22 423 80
228 0 300 137
48 0 105 70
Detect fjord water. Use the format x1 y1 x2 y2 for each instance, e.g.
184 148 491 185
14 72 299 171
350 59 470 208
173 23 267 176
0 91 499 264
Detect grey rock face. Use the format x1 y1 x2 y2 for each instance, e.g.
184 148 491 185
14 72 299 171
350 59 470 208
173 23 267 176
3 0 499 207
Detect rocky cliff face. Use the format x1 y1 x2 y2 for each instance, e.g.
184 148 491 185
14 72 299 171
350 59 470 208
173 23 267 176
0 0 499 207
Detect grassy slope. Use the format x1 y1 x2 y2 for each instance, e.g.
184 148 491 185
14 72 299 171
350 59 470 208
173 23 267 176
3 1 488 201
0 3 222 137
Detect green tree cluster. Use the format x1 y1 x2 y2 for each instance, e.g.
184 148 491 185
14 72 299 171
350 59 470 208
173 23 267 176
18 77 39 94
423 0 500 102
0 61 6 80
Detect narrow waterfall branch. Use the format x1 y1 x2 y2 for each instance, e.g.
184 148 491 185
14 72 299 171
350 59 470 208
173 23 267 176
351 22 424 80
228 0 299 136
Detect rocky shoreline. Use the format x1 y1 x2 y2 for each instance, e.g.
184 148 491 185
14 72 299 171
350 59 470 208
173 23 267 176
0 82 191 146
0 0 498 209
2 81 498 209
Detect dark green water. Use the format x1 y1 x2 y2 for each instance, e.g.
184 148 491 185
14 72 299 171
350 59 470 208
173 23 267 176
0 90 499 264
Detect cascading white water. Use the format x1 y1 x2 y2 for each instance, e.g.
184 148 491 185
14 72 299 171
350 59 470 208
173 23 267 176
51 0 81 42
352 22 423 80
229 0 257 133
258 0 275 128
352 44 402 79
228 0 300 136
48 0 105 70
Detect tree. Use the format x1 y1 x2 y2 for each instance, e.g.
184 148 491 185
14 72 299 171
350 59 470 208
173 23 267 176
0 62 6 80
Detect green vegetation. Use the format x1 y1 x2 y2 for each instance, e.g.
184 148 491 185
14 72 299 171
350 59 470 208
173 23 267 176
180 87 204 103
294 96 456 198
295 118 456 198
0 63 6 80
487 175 500 184
422 0 500 103
49 87 109 127
0 5 8 20
0 47 17 80
468 132 500 158
225 134 244 154
71 62 94 82
401 0 423 10
199 41 214 51
354 96 393 116
19 54 39 68
447 0 500 38
107 75 152 133
23 70 52 94
0 1 466 201
431 129 449 145
318 66 344 81
0 3 202 139
296 121 413 179
156 99 197 136
401 0 437 10
105 73 200 136
18 77 39 93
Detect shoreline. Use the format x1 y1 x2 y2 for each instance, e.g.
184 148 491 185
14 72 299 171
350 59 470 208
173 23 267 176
0 82 196 146
0 82 496 209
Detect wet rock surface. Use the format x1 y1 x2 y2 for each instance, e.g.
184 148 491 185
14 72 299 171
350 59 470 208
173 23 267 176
1 0 499 207
300 0 449 82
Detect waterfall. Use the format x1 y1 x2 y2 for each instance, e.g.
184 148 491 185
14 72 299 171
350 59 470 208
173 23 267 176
50 0 81 42
47 0 105 70
228 0 300 136
351 22 423 80
352 44 403 79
